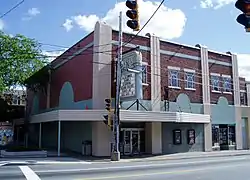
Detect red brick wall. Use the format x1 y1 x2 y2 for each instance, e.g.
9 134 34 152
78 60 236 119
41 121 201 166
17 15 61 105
51 32 94 68
50 33 94 108
208 51 231 64
239 77 246 91
111 32 235 106
26 88 34 114
160 42 202 103
208 51 233 104
27 32 94 113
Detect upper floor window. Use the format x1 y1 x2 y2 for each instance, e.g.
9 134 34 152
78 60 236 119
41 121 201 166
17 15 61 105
168 67 180 87
141 63 147 84
184 69 195 89
222 75 232 93
211 74 220 92
240 91 247 105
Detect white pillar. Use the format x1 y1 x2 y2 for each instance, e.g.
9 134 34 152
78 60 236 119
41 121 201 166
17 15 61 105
149 33 161 111
92 121 112 156
231 53 243 150
92 21 112 109
39 123 42 148
57 121 61 157
145 122 162 154
199 44 212 152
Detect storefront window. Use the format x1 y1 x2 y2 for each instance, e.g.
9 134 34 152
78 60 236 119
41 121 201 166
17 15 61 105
212 125 219 147
219 125 228 145
212 124 236 147
228 125 236 145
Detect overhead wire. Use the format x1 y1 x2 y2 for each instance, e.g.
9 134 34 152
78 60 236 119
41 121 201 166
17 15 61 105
0 0 24 19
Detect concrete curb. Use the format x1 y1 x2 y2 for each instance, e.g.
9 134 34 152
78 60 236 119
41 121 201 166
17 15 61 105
98 151 250 163
0 160 92 166
105 152 250 163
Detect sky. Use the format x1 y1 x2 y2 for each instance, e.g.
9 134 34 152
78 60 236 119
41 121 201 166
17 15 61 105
1 0 250 79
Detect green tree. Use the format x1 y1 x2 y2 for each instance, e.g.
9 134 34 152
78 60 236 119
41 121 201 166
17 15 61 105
0 31 47 92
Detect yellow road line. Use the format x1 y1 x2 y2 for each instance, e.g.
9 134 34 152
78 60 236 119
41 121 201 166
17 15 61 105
75 168 203 180
75 163 247 180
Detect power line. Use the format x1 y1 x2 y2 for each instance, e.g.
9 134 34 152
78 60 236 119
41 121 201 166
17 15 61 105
0 0 24 19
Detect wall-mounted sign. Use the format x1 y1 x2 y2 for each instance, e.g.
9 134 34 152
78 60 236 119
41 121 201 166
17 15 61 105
173 129 182 145
0 122 13 146
120 50 142 100
187 129 195 145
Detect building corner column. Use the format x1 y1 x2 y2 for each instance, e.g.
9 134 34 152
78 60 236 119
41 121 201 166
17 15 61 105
149 34 161 111
231 53 243 150
92 21 113 156
145 33 162 155
145 122 162 155
199 44 212 152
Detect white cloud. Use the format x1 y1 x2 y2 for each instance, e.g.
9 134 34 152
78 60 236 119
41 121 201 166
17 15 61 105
63 0 187 40
200 0 235 9
42 49 66 62
22 8 40 21
28 8 40 16
63 19 74 32
0 19 4 30
237 54 250 81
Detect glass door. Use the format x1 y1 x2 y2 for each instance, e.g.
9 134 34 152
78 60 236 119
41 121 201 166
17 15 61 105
123 130 131 155
131 130 140 155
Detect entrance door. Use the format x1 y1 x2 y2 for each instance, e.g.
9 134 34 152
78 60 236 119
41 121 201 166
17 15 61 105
123 130 131 155
131 130 140 155
121 129 143 155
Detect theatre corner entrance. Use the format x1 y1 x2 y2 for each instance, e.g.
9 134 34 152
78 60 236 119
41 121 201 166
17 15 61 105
120 128 145 155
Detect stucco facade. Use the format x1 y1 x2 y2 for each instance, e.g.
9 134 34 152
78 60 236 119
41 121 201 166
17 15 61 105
16 21 250 157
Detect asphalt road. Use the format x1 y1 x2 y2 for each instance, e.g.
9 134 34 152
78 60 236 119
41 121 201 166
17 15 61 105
1 155 250 180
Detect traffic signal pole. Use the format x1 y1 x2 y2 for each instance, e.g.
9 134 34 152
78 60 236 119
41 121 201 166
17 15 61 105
111 11 122 161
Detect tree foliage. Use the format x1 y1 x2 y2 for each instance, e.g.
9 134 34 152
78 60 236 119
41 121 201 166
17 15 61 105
0 31 47 92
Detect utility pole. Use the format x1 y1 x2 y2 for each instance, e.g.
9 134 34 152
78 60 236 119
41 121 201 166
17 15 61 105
111 11 122 161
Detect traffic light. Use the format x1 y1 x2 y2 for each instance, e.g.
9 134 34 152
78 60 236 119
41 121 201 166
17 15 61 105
235 0 250 32
105 98 111 111
126 0 140 31
103 98 113 130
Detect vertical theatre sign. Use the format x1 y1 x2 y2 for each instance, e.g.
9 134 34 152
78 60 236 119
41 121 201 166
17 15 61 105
120 50 142 101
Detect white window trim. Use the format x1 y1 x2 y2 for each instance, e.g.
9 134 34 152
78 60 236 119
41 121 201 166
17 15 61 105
240 89 246 93
168 69 180 88
184 71 195 90
223 91 232 95
222 75 232 93
169 86 181 90
185 87 196 91
168 66 180 71
210 73 220 76
212 90 221 94
222 74 231 78
211 75 220 93
184 68 195 73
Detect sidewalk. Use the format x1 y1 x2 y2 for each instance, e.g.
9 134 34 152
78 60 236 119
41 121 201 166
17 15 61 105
1 150 250 165
116 150 250 163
